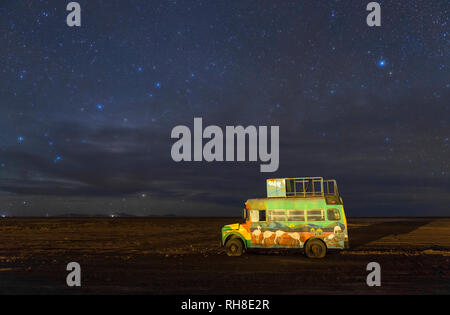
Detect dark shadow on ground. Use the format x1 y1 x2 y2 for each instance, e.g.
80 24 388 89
349 219 431 248
0 272 74 295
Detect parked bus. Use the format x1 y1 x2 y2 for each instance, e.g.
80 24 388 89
221 177 349 258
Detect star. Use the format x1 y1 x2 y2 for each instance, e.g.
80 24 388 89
18 70 26 80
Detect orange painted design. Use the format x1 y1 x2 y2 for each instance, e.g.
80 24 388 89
241 220 252 232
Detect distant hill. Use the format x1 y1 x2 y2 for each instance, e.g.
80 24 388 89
47 213 179 218
59 213 137 218
59 213 91 217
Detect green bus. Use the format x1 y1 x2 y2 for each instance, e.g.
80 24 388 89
221 177 349 258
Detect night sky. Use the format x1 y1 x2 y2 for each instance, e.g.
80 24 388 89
0 0 449 217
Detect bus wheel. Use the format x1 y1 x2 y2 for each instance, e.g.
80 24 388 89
305 239 326 259
225 238 244 257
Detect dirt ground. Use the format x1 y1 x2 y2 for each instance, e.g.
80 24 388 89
0 217 449 294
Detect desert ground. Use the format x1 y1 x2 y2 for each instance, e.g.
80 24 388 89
0 217 449 294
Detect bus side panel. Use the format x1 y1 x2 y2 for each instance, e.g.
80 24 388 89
246 222 347 249
246 205 347 249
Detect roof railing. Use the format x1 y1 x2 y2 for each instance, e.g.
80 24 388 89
267 177 338 198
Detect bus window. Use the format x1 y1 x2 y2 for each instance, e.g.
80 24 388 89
287 210 305 221
250 210 266 222
250 210 259 222
260 210 266 222
327 208 341 221
307 209 324 221
269 210 286 222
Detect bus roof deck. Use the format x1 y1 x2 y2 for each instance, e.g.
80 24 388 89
266 177 339 198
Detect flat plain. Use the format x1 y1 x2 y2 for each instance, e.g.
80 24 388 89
0 217 449 294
